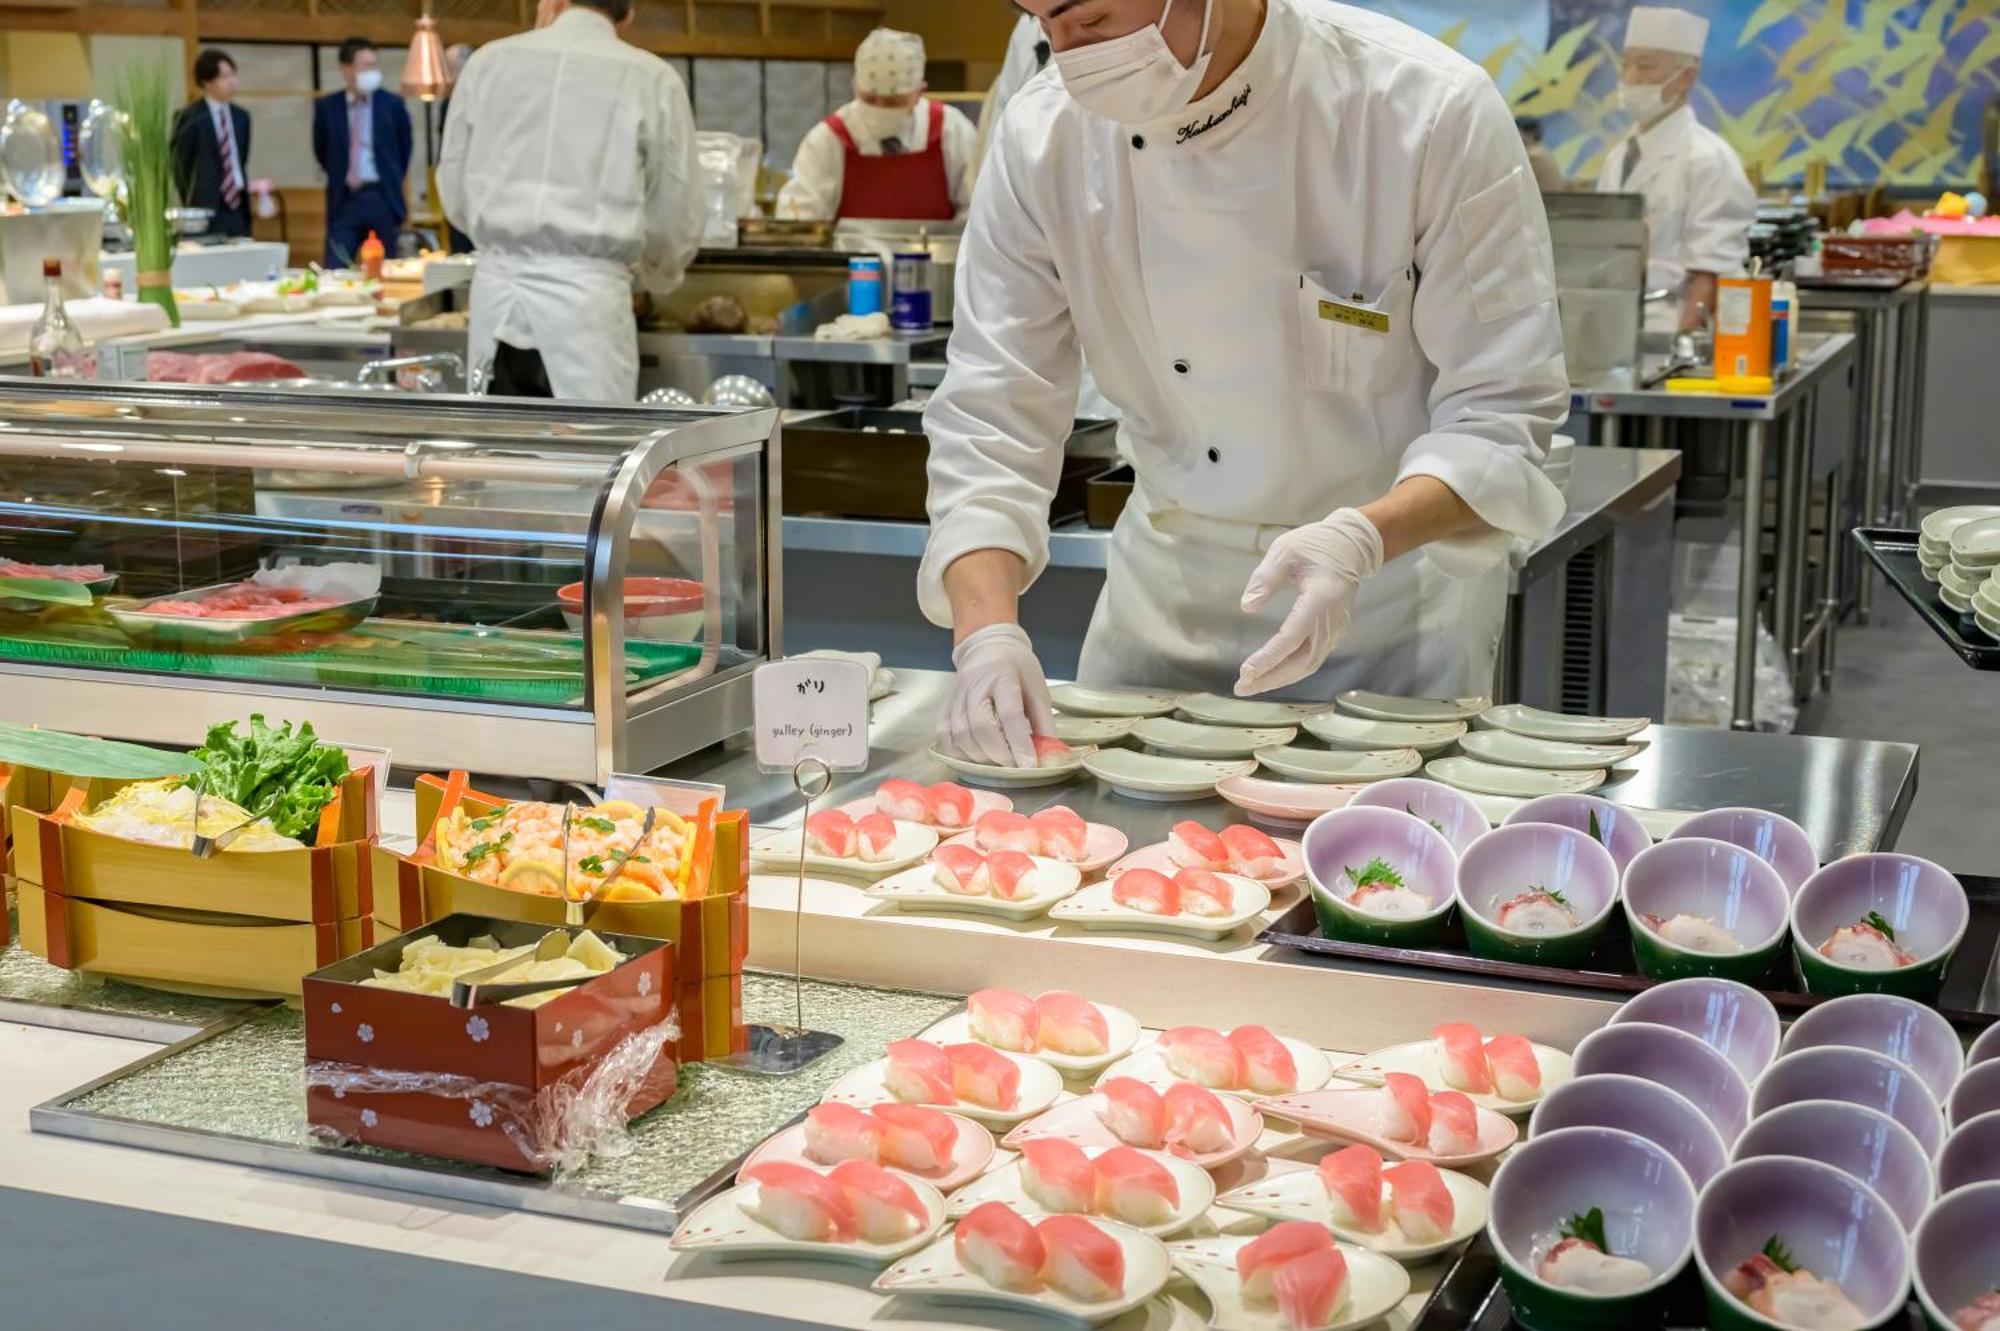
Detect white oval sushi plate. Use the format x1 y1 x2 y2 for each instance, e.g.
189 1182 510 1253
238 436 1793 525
1475 703 1649 745
1051 684 1188 718
736 1111 997 1194
1330 1040 1572 1119
864 859 1083 921
1105 837 1307 890
1004 1090 1268 1172
1254 746 1423 785
821 1051 1067 1128
1335 690 1492 724
1455 729 1644 772
750 821 939 879
1213 1157 1489 1262
1048 876 1274 942
1302 711 1468 756
1130 716 1300 760
1053 714 1141 746
837 787 1013 828
1422 756 1607 799
669 1175 949 1266
1165 1235 1412 1331
1096 1032 1334 1102
922 1004 1143 1077
944 1146 1216 1237
1214 776 1367 826
940 820 1132 877
1173 695 1330 728
929 745 1096 790
1251 1089 1519 1169
1082 749 1259 802
873 1217 1172 1325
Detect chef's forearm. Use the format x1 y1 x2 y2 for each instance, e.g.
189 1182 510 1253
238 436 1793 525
1682 271 1718 333
1359 475 1485 564
943 548 1027 645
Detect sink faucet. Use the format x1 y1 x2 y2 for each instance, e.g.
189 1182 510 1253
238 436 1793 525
358 352 467 393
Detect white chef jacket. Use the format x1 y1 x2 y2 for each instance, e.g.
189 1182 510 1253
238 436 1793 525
975 15 1050 171
1596 104 1756 295
437 6 703 402
921 0 1569 698
775 98 977 221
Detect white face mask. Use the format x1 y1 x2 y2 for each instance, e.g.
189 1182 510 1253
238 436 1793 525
1052 0 1215 126
355 68 383 96
1618 79 1667 122
848 101 912 143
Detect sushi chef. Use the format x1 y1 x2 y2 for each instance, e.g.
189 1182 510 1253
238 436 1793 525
1595 6 1756 333
924 0 1569 767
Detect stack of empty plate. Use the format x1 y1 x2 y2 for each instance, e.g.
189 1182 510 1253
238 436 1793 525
1423 703 1650 798
1920 506 2000 583
1947 517 2000 641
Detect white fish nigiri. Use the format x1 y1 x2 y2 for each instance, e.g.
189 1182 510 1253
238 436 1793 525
1432 1022 1494 1094
1378 1072 1432 1144
1643 912 1744 954
1035 1214 1126 1301
1098 1077 1167 1149
1484 1034 1543 1101
1229 1024 1298 1094
741 1161 856 1242
1092 1145 1181 1227
1819 920 1916 969
1164 1080 1235 1155
803 1103 881 1165
1385 1160 1455 1242
1159 1025 1245 1089
1426 1090 1480 1156
884 1039 956 1105
854 812 899 863
968 987 1040 1052
1540 1236 1654 1293
955 1201 1045 1292
871 1103 958 1173
830 1159 929 1243
1035 990 1111 1057
874 779 931 823
1018 1138 1097 1214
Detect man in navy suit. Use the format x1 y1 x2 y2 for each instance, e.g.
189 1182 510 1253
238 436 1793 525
312 37 413 268
172 49 254 239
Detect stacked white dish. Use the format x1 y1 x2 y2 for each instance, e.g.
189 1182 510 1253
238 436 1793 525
1542 434 1576 496
1919 505 2000 583
1947 516 2000 640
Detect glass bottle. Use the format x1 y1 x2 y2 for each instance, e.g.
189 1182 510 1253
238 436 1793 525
28 258 87 380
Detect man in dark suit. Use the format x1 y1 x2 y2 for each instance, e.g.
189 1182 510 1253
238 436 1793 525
170 49 253 239
312 37 414 268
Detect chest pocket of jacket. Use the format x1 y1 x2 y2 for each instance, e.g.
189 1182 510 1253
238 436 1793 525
1297 266 1416 399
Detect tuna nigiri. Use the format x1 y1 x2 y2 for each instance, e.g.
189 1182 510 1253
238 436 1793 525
1035 1214 1125 1301
968 987 1040 1053
955 1201 1045 1292
1268 1249 1351 1330
1426 1090 1480 1156
984 849 1041 901
1160 1026 1245 1089
1229 1025 1298 1094
1112 868 1181 916
1035 990 1111 1057
1220 823 1285 879
1385 1160 1455 1242
1164 1080 1236 1155
884 1039 956 1105
1030 806 1090 862
803 1103 881 1165
928 782 976 829
975 810 1042 855
1168 820 1230 870
947 1042 1021 1111
875 779 931 823
1483 1034 1542 1102
1379 1072 1433 1144
1174 867 1236 918
1098 1077 1167 1149
829 1159 929 1243
855 812 899 863
1237 1220 1338 1302
931 844 988 895
1018 1138 1097 1214
871 1103 958 1173
1093 1145 1181 1227
1431 1022 1494 1094
805 809 858 858
1033 735 1077 769
1317 1144 1386 1231
741 1161 856 1242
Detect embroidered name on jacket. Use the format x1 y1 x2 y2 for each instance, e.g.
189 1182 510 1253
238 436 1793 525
1177 87 1250 145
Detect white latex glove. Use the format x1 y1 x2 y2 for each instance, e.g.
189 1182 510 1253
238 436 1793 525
941 623 1058 768
1235 507 1386 698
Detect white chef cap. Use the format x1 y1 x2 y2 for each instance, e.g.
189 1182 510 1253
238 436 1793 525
854 28 927 97
1624 6 1710 57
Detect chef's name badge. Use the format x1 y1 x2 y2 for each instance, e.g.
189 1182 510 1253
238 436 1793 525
1317 297 1391 335
753 657 871 773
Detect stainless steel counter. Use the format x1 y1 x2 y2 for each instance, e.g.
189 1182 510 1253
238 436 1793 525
1570 329 1855 421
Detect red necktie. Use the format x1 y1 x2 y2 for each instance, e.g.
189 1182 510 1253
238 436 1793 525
216 108 242 209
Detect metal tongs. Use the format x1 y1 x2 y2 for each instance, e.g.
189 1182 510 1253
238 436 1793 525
187 774 272 860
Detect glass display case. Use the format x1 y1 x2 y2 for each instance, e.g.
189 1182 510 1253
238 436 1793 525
0 381 780 782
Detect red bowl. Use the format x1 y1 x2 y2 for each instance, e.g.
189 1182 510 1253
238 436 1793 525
557 577 704 616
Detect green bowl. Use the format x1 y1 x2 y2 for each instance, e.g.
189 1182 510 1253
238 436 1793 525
1631 922 1786 982
1499 1262 1677 1331
1310 881 1453 946
1793 943 1953 1000
1462 907 1606 967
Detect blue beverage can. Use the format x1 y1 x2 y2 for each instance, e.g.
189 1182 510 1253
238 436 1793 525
891 251 933 331
848 256 885 317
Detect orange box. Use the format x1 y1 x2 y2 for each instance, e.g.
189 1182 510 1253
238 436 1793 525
1715 276 1774 381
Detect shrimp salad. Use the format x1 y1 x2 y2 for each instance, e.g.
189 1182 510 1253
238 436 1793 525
432 799 692 902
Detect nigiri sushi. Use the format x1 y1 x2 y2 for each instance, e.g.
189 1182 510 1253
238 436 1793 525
1431 1022 1494 1094
1159 1026 1245 1089
1035 1214 1125 1301
855 812 899 863
1725 1247 1864 1326
1268 1249 1351 1330
884 1038 956 1105
1164 1080 1236 1155
968 987 1040 1052
1426 1090 1480 1156
741 1161 856 1242
1112 868 1181 916
1539 1236 1654 1294
1220 823 1284 878
1229 1025 1298 1095
1237 1220 1338 1303
1494 888 1580 935
1317 1144 1386 1231
805 808 858 858
1167 820 1230 870
1092 1145 1181 1226
946 1042 1021 1111
875 779 931 823
975 811 1042 855
1030 806 1090 862
803 1102 881 1165
1642 912 1743 954
1035 990 1111 1057
928 782 976 829
955 1201 1045 1292
1018 1139 1097 1214
1484 1034 1542 1101
829 1159 929 1243
984 849 1041 901
1385 1160 1455 1242
1174 867 1236 918
931 844 989 895
871 1103 958 1173
1379 1072 1433 1144
1098 1077 1167 1149
1818 918 1916 969
1033 735 1077 769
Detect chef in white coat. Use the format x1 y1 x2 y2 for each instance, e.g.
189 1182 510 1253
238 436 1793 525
975 13 1051 171
924 0 1569 766
437 0 704 402
1595 6 1757 334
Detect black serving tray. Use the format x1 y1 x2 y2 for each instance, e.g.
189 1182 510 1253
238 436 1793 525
1854 527 2000 670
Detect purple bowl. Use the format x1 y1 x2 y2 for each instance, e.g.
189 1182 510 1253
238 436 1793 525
1948 1059 2000 1129
1730 1099 1935 1232
1349 778 1486 854
1751 1046 1945 1158
1489 1125 1696 1299
1505 793 1652 873
1913 1181 2000 1331
1669 807 1817 896
1695 1156 1911 1330
1456 823 1621 946
1621 837 1790 953
1790 852 1970 979
1528 1072 1730 1187
1571 1021 1752 1145
1937 1109 2000 1195
1611 977 1781 1084
1301 805 1460 945
1779 992 1964 1104
1970 1022 2000 1069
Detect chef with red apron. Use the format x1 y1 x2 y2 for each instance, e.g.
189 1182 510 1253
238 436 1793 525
776 27 975 222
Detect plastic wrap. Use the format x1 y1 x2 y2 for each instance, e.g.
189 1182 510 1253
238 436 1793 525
1666 613 1799 733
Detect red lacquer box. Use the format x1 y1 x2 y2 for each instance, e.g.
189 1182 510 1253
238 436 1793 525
302 914 678 1173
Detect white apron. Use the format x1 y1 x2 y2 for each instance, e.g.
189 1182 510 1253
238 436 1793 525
470 253 638 403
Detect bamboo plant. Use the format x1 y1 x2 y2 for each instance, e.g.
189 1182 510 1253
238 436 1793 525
115 62 179 327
